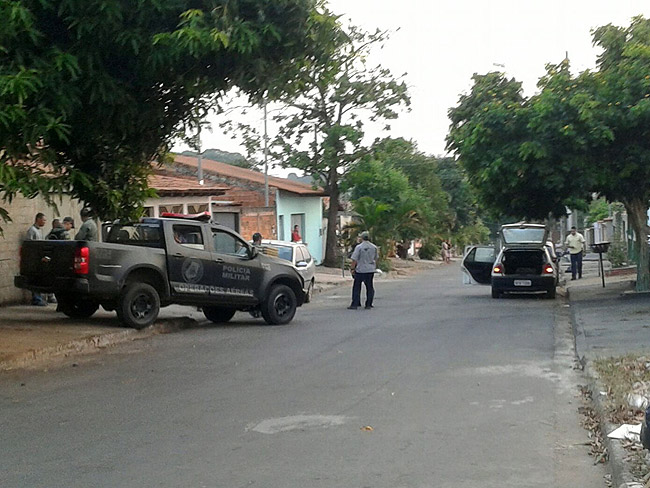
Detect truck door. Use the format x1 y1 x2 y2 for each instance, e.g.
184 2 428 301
167 223 215 301
209 227 263 304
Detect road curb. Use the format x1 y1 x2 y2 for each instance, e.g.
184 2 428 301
584 363 641 488
0 317 196 371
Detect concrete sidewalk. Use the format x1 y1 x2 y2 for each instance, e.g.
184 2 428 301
0 260 442 371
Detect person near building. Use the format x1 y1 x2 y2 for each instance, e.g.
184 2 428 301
252 232 263 246
291 225 301 243
26 213 47 306
348 231 378 310
565 226 586 280
62 216 75 240
46 219 66 240
75 208 98 241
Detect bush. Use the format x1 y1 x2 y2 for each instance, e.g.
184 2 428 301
607 240 627 268
418 240 440 260
378 259 392 272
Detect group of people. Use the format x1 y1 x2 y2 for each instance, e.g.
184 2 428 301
26 208 97 306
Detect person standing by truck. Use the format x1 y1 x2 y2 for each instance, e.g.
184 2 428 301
75 208 98 241
26 213 47 306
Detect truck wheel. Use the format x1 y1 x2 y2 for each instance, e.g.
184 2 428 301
56 294 99 319
117 283 160 329
304 279 315 303
261 284 297 325
203 306 236 323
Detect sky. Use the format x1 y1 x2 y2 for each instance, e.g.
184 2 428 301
173 0 650 169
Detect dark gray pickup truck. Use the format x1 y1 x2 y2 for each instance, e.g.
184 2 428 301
15 216 305 329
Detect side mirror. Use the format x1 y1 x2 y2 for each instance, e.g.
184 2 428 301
248 246 258 259
296 261 308 268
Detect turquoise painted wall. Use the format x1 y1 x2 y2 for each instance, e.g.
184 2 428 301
276 191 324 264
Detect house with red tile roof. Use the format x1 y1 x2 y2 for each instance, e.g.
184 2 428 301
170 154 327 263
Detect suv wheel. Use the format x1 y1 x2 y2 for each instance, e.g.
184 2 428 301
117 283 160 329
261 284 297 325
56 294 99 318
203 306 236 323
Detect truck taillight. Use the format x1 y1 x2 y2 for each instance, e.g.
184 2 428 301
543 264 554 274
492 264 503 275
74 246 89 274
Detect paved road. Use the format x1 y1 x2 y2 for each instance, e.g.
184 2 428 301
0 265 604 487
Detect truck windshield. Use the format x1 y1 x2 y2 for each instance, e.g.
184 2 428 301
106 223 163 248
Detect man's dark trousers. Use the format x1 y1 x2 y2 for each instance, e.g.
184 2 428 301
570 252 583 279
351 272 375 308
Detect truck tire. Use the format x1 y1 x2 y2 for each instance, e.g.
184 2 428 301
117 282 160 329
261 284 297 325
56 294 99 319
203 306 236 324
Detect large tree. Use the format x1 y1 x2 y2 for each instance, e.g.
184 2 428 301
0 0 329 223
447 16 650 290
270 25 410 267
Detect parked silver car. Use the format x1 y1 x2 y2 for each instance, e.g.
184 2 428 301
259 240 316 302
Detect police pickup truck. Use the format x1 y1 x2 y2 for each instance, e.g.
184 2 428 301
15 213 305 329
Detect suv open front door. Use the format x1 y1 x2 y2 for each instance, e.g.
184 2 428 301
461 246 496 285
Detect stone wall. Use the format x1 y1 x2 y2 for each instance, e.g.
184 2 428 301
0 194 82 305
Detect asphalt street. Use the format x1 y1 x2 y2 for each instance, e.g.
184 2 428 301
0 264 604 488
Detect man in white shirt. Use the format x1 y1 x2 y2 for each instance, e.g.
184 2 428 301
26 213 47 305
348 231 378 310
565 226 586 280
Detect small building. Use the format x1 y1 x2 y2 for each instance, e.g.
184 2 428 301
172 155 327 264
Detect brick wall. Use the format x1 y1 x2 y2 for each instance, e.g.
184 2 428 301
241 208 277 241
0 194 82 305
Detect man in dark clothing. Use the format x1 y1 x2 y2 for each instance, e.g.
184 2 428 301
348 231 379 310
46 219 66 240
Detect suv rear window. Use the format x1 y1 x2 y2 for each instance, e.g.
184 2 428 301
502 227 546 245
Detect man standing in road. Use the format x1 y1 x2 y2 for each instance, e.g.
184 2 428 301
26 213 47 306
75 208 98 241
348 231 378 310
565 226 586 280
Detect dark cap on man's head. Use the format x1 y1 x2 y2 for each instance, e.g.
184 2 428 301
80 208 92 218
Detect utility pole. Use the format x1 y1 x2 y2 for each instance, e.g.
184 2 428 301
197 120 204 186
263 101 269 207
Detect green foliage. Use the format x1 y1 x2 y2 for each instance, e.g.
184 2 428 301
587 198 610 225
446 16 650 290
417 240 440 261
608 239 628 268
0 0 328 223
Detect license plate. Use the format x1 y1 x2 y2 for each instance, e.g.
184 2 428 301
514 280 532 286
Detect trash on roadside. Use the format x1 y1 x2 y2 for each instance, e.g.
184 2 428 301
626 392 649 410
361 425 373 432
607 423 641 441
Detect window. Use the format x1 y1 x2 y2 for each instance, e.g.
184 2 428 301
172 224 204 250
160 204 183 215
106 223 163 248
188 203 208 214
212 229 247 255
466 247 495 263
300 246 312 263
295 246 306 263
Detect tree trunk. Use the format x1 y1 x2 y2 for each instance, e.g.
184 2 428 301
323 168 340 268
624 198 650 292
